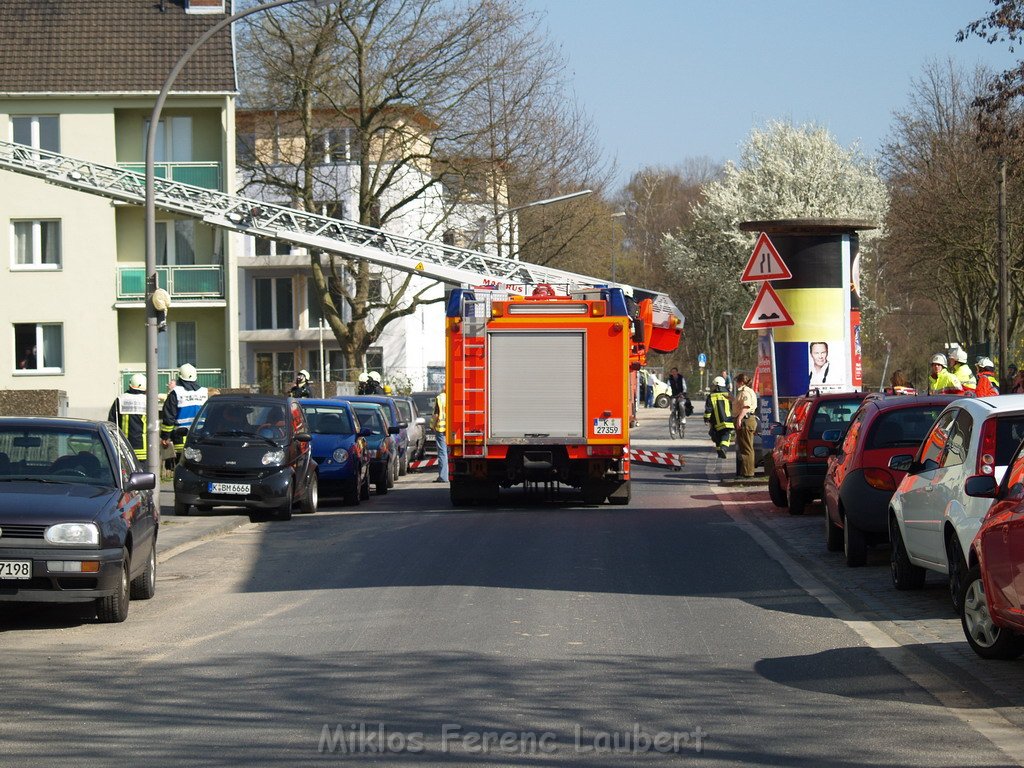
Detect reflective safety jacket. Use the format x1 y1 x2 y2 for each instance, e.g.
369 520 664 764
704 391 734 431
928 369 964 395
431 391 447 433
108 389 147 461
161 381 209 450
952 362 977 391
976 372 1000 398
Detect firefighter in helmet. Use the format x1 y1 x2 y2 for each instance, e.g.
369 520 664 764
160 363 209 459
975 357 1000 397
109 373 148 462
947 347 977 393
927 354 964 395
704 375 734 459
290 369 312 398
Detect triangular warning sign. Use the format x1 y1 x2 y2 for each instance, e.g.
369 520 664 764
742 282 794 330
741 232 792 283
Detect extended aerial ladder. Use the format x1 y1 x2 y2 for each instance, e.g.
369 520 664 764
0 139 684 331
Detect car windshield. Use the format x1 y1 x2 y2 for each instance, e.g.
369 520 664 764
866 406 947 450
353 407 385 435
411 393 436 414
808 399 863 440
395 400 413 422
0 426 114 485
192 402 289 441
303 406 355 436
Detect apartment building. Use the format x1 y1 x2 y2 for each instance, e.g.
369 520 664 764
0 0 238 418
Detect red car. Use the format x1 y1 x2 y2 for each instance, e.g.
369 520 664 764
766 391 867 515
959 439 1024 659
820 394 957 566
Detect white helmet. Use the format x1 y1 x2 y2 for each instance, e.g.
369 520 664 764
712 375 726 388
358 372 369 383
930 354 947 367
298 369 310 380
948 347 966 364
128 373 147 391
369 371 382 382
178 363 198 382
978 357 995 370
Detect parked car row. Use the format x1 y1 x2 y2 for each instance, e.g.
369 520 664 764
770 389 1024 660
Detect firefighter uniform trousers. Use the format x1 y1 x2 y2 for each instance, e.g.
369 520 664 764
704 392 734 452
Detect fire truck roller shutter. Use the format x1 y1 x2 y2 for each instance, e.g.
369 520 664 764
489 331 585 439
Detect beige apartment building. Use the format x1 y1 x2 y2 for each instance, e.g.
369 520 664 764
0 0 239 418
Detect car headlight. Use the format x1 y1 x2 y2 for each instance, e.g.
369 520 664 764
332 448 349 464
183 446 203 462
45 522 99 546
262 449 285 466
366 448 378 459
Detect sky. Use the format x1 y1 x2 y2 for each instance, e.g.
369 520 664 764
523 0 1018 189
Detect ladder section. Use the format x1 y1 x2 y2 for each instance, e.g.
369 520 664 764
458 295 488 458
0 139 684 328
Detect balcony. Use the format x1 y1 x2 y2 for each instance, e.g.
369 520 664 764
117 265 224 302
120 369 224 393
118 161 221 190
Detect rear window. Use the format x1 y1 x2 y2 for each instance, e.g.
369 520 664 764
395 400 413 422
302 406 355 435
995 416 1024 465
866 406 946 450
807 399 863 439
354 407 385 434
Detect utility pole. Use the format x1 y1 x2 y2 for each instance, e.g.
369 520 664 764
999 157 1009 388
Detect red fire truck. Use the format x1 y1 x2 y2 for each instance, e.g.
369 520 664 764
444 284 681 505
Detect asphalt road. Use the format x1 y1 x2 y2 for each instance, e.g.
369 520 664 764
1 407 1022 766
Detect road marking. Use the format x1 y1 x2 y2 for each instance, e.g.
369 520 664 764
708 457 1024 765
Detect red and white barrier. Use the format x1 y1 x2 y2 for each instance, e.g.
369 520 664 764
628 448 686 467
409 457 439 471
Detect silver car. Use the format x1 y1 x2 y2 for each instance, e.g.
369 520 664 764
394 396 426 463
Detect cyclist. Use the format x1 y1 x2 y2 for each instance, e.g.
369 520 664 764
667 367 688 438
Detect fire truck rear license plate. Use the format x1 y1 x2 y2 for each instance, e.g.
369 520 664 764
593 418 622 435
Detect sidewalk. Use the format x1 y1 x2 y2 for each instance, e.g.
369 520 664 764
154 479 249 562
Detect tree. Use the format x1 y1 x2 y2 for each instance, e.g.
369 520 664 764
959 1 1024 118
663 121 889 377
236 0 608 377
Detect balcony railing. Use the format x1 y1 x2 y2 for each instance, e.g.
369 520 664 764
120 368 224 393
118 161 221 190
117 265 224 301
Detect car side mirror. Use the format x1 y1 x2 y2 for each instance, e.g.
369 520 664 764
399 421 409 429
888 454 914 473
821 428 843 443
416 417 426 425
388 426 401 435
812 445 832 458
964 474 999 498
294 431 311 443
126 471 156 491
359 428 374 437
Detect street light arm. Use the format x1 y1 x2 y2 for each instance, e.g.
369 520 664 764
497 189 593 218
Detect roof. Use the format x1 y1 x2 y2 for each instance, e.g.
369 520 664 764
0 1 236 94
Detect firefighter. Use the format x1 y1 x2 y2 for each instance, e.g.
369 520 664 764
432 388 447 483
948 347 977 392
160 363 209 459
366 371 384 395
975 357 1000 397
108 373 148 463
704 375 734 459
927 354 964 395
290 369 312 398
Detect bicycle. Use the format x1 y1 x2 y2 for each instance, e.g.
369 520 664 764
668 394 687 439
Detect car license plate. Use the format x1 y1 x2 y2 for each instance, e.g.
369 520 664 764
0 560 31 579
208 482 251 495
593 417 622 435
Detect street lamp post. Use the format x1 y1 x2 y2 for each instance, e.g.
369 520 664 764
477 189 592 258
145 0 334 508
610 211 626 283
722 311 733 389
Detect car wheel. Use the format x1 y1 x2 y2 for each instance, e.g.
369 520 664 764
787 487 807 516
300 472 318 514
376 471 389 495
343 478 360 506
825 506 843 552
173 499 190 516
96 554 130 623
947 534 968 613
768 469 786 508
890 515 926 590
129 543 156 600
399 451 409 476
360 471 371 500
275 490 293 521
843 516 867 567
960 563 1024 659
387 457 397 488
654 394 670 409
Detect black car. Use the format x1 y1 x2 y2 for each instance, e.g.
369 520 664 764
173 394 318 521
0 417 158 623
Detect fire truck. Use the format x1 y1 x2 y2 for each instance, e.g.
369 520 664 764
445 284 681 506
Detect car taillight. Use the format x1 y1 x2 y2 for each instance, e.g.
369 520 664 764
977 418 997 476
796 439 808 460
863 467 897 491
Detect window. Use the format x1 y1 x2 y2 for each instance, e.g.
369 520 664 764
365 346 383 377
942 409 974 469
11 220 60 269
156 221 195 266
325 127 360 164
236 131 256 165
307 350 346 383
254 351 294 394
143 116 192 163
255 277 293 329
919 411 956 471
309 276 347 327
368 275 383 303
254 237 297 257
12 115 59 152
317 201 345 220
13 323 62 373
157 321 196 370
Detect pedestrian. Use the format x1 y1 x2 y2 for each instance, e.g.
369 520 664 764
703 375 734 459
733 373 758 477
432 387 447 483
108 373 148 463
638 369 650 408
645 370 655 408
888 370 917 396
975 358 1000 397
290 369 312 398
947 347 977 393
719 369 731 391
17 345 36 370
927 354 964 395
160 363 209 461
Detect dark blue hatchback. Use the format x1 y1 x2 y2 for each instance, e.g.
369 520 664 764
299 399 370 505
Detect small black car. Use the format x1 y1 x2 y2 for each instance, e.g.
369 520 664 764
0 417 158 623
173 394 318 521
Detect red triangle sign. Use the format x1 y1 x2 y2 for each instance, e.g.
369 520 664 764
742 282 794 330
741 232 792 282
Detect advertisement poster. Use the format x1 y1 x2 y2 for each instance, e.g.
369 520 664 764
755 332 779 449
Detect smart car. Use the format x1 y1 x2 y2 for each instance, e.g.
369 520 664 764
0 417 158 623
299 399 370 505
173 394 318 521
